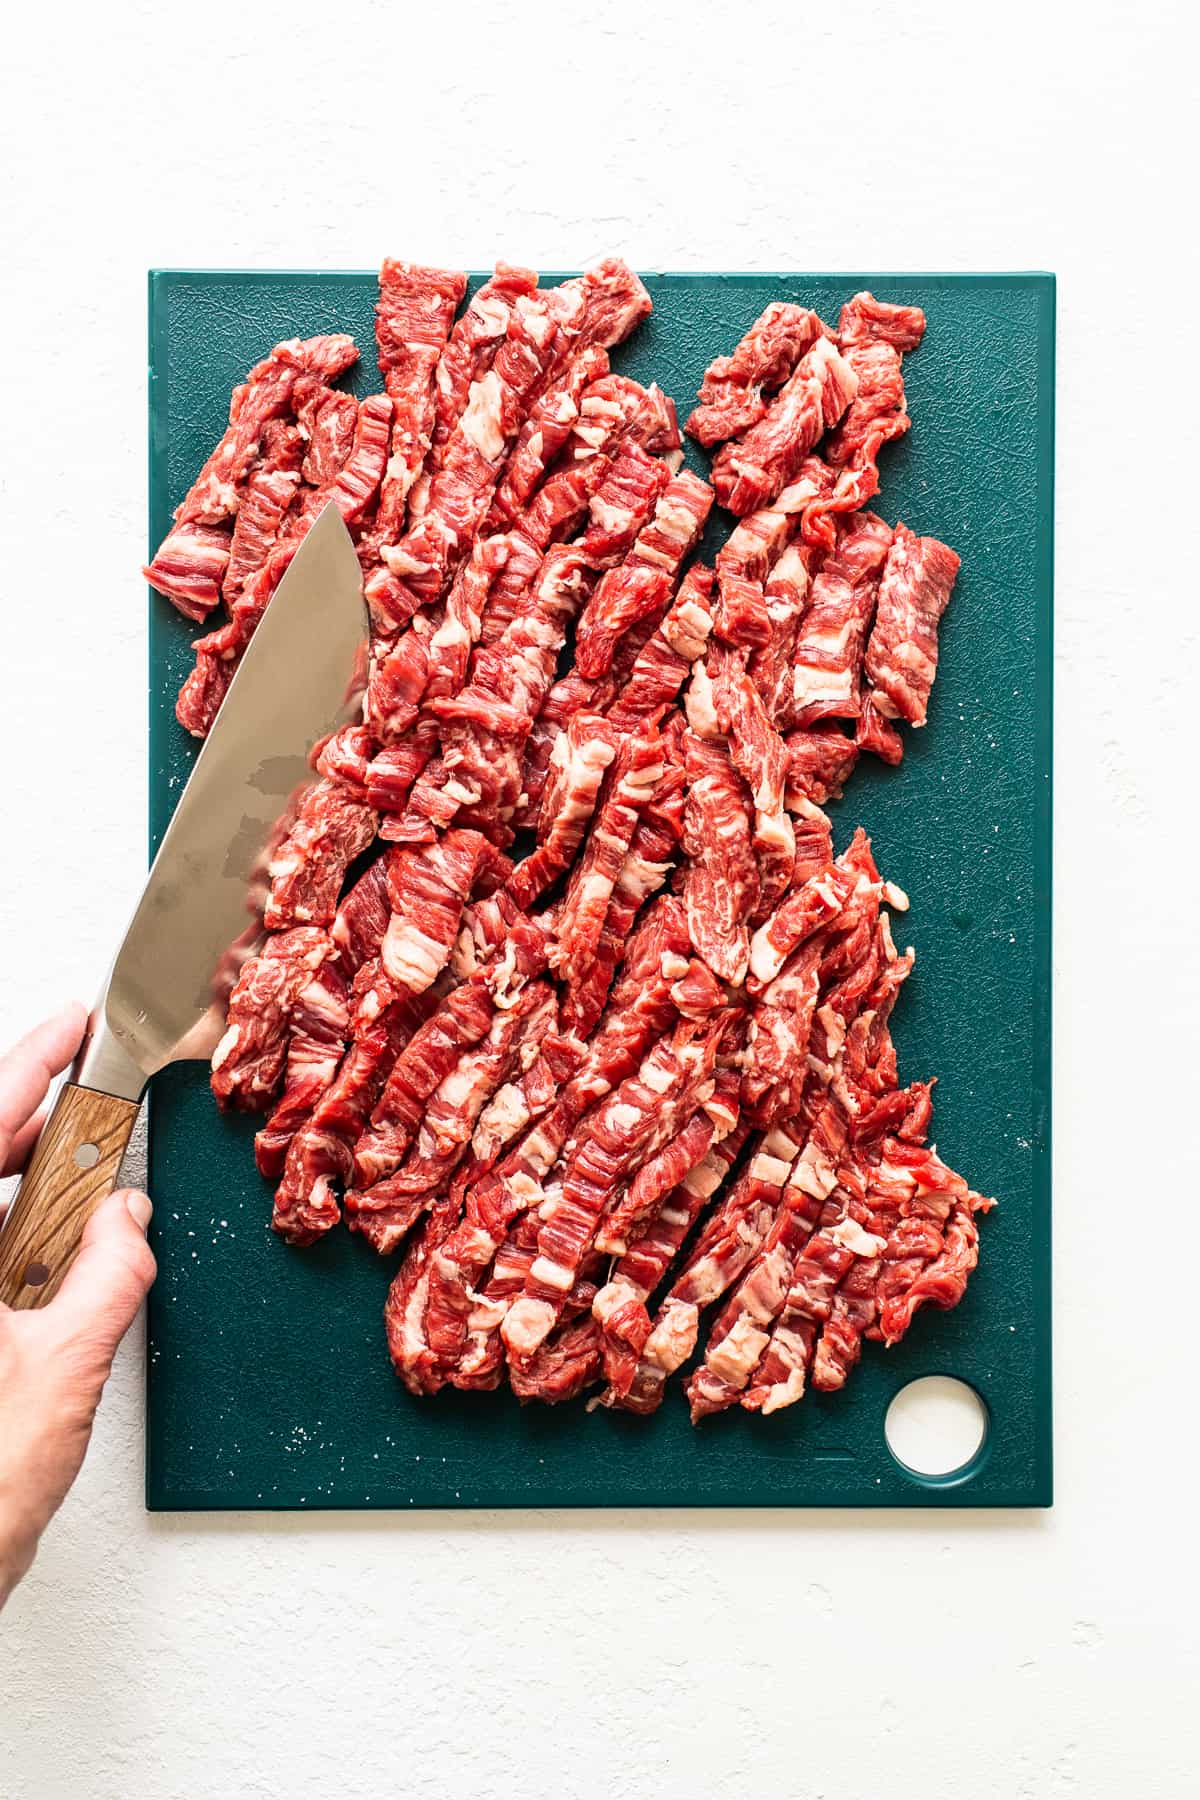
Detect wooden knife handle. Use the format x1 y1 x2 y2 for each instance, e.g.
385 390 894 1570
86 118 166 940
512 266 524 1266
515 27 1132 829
0 1084 141 1310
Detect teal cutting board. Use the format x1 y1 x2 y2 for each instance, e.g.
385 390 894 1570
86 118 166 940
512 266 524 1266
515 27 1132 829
146 272 1053 1510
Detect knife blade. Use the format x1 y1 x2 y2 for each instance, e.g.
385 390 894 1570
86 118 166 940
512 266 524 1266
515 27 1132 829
0 503 368 1307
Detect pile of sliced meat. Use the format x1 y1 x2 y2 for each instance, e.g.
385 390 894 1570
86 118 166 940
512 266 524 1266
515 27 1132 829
146 259 993 1423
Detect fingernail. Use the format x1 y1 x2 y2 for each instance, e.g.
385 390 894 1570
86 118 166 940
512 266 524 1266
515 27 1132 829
126 1191 153 1231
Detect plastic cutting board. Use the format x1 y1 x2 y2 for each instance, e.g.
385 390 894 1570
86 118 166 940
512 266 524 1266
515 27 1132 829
146 271 1053 1510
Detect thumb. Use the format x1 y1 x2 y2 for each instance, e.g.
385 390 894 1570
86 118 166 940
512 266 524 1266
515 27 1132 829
49 1190 156 1357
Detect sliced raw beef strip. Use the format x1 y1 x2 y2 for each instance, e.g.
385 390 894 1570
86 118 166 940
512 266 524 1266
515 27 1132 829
709 642 796 919
209 927 333 1110
855 697 906 764
370 268 650 631
594 1116 749 1399
147 523 233 624
709 336 859 517
293 378 358 485
408 263 539 518
349 909 548 1197
785 725 860 807
383 1188 469 1394
711 486 802 648
144 332 358 615
347 978 556 1255
506 1313 604 1404
271 975 433 1245
371 260 467 542
685 1097 848 1421
176 392 389 739
790 511 893 727
797 295 927 550
686 303 831 448
327 393 394 521
551 725 665 987
837 291 927 354
506 713 618 910
380 829 495 995
863 522 961 727
613 1123 804 1414
253 961 350 1178
822 339 910 471
868 1140 992 1344
741 946 821 1127
606 565 715 732
222 464 301 609
681 731 759 986
573 468 713 678
330 854 393 974
556 757 686 1038
264 781 379 930
748 864 858 988
593 1021 726 1257
501 1025 716 1366
249 857 394 1176
485 343 612 530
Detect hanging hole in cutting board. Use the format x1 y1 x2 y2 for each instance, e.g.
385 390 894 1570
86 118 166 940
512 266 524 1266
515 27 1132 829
885 1376 989 1481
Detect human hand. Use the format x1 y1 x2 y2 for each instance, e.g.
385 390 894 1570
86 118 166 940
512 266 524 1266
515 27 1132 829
0 1006 155 1610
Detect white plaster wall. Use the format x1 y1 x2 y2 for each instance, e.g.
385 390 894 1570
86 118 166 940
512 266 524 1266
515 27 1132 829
0 3 1195 1795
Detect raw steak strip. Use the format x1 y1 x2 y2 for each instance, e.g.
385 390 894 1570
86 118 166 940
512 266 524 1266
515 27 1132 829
709 336 859 517
380 829 494 994
593 1027 725 1258
175 392 388 740
209 927 333 1110
271 978 432 1245
222 463 302 609
551 724 665 986
409 263 539 518
790 511 893 726
680 731 758 985
293 378 358 485
686 304 830 448
264 781 379 930
606 565 715 731
350 909 548 1193
348 978 556 1255
253 961 350 1178
506 714 618 910
709 642 795 920
685 1097 849 1420
863 523 961 727
748 864 858 988
372 260 467 543
501 1024 716 1365
371 267 648 630
145 336 357 621
556 759 686 1039
838 291 927 354
485 343 612 530
785 725 860 807
573 468 713 678
593 1116 749 1400
145 523 232 624
613 1124 804 1414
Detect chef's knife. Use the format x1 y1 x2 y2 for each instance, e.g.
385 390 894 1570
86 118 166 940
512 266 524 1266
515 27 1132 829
0 504 368 1308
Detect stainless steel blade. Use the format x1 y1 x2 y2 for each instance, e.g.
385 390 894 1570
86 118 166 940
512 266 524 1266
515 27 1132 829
81 504 368 1101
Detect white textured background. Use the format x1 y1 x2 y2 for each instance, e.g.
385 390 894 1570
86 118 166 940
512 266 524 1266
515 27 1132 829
1 3 1196 1795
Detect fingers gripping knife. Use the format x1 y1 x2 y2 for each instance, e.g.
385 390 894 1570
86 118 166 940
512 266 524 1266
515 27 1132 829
0 508 370 1307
